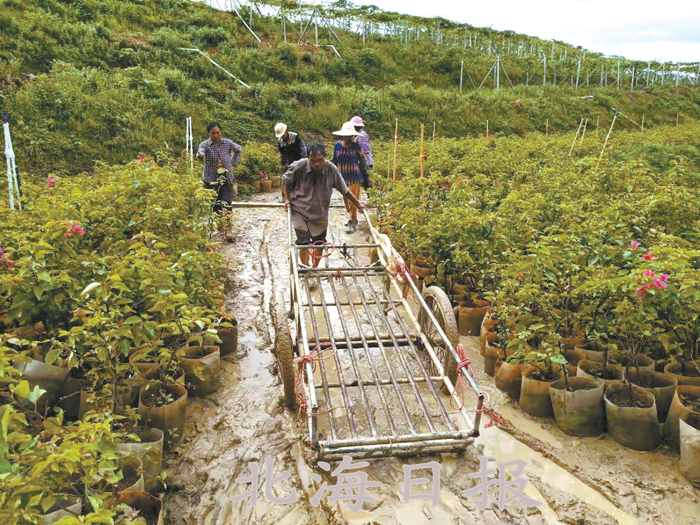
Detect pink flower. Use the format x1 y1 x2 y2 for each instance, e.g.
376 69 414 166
0 248 13 268
47 177 56 189
643 270 655 278
65 231 72 237
259 171 265 178
660 273 669 281
137 155 144 163
150 159 155 165
518 273 524 280
630 241 641 250
72 224 85 236
641 250 656 261
653 278 667 289
457 179 462 184
636 288 645 297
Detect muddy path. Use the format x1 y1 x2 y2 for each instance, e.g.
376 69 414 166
163 192 700 525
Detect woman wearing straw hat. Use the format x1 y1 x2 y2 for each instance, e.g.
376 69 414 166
331 121 368 234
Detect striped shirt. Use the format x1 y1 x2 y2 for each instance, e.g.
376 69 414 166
331 141 367 185
197 138 241 185
354 130 373 167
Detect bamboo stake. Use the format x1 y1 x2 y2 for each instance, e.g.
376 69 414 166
432 122 436 142
545 118 549 135
641 114 645 133
420 124 425 178
569 118 584 156
596 115 600 140
486 120 489 138
392 118 399 181
579 118 588 144
387 151 390 180
598 115 617 161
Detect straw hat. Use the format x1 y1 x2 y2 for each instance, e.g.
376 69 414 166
275 123 287 138
350 116 365 127
332 121 360 137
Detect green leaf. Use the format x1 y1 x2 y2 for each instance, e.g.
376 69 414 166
37 271 51 283
45 348 61 366
125 316 142 324
81 282 102 296
27 385 47 405
12 380 31 400
41 495 57 513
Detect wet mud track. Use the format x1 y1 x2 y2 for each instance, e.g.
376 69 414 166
164 192 700 525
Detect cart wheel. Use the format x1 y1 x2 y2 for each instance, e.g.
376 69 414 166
275 312 297 410
418 286 459 394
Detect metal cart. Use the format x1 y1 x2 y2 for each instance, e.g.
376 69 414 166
272 204 485 460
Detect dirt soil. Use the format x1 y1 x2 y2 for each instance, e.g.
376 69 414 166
162 192 700 525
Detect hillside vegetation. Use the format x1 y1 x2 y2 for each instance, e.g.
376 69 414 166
0 0 699 174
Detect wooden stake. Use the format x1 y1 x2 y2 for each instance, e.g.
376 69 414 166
598 115 617 161
392 118 399 181
580 118 588 143
545 118 549 135
486 120 489 138
641 114 645 133
420 124 426 203
387 151 390 180
569 118 584 156
432 121 436 142
596 115 600 140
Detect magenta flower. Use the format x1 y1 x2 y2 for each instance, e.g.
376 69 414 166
72 224 85 236
0 248 14 268
47 177 56 189
518 273 525 280
643 270 655 278
630 241 641 250
65 231 73 237
635 288 645 297
259 171 265 178
660 273 669 281
137 155 144 163
653 278 667 289
641 250 656 261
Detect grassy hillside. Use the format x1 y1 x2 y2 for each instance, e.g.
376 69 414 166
0 0 698 175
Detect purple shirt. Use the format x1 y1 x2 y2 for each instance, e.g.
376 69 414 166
354 130 373 167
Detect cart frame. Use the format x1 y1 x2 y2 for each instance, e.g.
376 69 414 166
282 205 484 460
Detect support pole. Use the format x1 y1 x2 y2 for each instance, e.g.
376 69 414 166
631 64 635 88
596 115 600 140
598 115 617 162
2 115 21 210
178 48 251 88
420 124 425 178
641 114 645 133
392 118 398 182
486 120 489 138
545 118 549 135
569 118 584 156
676 62 680 87
432 121 436 142
496 57 500 90
543 55 546 86
460 60 464 92
576 58 581 89
580 118 588 144
186 114 194 172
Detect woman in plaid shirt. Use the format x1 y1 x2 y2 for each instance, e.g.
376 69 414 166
197 121 242 240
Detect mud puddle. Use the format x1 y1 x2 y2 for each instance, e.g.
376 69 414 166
164 192 700 525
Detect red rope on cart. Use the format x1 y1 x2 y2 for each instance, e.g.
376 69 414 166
294 342 336 414
385 259 419 303
309 240 335 267
449 343 504 428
